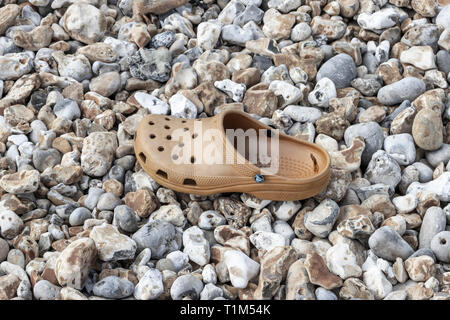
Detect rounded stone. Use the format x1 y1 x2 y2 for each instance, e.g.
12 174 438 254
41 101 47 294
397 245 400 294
419 207 447 249
383 133 416 166
53 99 80 121
69 207 93 226
62 3 107 45
33 280 61 300
368 226 414 261
89 72 121 97
113 205 139 233
304 199 340 238
377 77 426 106
316 54 357 89
315 287 338 300
170 274 204 300
92 276 134 299
96 192 121 211
132 220 182 258
424 144 450 169
430 231 450 263
134 268 164 300
364 150 402 189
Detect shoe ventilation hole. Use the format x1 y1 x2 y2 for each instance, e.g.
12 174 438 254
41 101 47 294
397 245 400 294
164 125 170 129
150 134 156 139
310 153 319 173
172 154 179 160
149 121 154 125
158 146 164 152
192 133 198 139
165 117 170 121
139 152 146 163
166 135 172 140
441 239 447 245
156 170 167 179
182 120 187 123
183 178 197 186
183 127 189 131
190 156 195 163
179 142 185 147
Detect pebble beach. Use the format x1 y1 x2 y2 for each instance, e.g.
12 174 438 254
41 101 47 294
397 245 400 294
0 0 449 300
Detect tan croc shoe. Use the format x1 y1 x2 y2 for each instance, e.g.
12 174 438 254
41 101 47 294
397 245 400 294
134 110 330 201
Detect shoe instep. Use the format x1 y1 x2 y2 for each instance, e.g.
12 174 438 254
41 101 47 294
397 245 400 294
134 110 330 201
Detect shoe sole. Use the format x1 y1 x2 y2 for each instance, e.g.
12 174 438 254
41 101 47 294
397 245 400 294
134 153 331 201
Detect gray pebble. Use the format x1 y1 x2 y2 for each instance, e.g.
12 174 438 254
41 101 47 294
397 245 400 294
69 207 93 226
170 274 204 300
183 46 202 62
17 280 32 300
114 156 136 171
234 4 264 26
32 148 61 172
108 165 125 182
430 231 450 263
368 226 414 261
93 276 134 299
316 54 357 89
96 192 121 211
53 98 80 121
425 144 450 168
436 50 450 75
315 287 338 300
383 133 416 166
114 205 139 233
150 31 176 48
364 150 401 189
252 54 273 73
412 162 433 183
132 220 182 258
304 198 339 238
377 77 426 106
401 24 440 48
92 61 120 75
33 280 61 300
155 258 176 272
419 206 447 249
200 283 223 300
166 251 189 272
202 264 217 285
128 48 171 82
221 24 254 47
